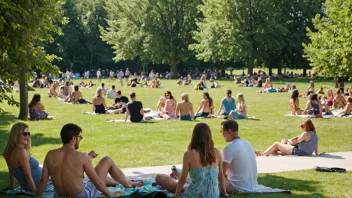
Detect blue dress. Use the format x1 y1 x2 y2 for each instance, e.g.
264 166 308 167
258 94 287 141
183 166 220 198
10 156 42 190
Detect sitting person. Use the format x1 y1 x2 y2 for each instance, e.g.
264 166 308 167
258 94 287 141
195 92 214 118
254 77 262 87
4 122 52 194
319 95 333 115
71 85 91 104
125 92 150 122
307 80 315 96
333 89 346 109
290 90 303 115
283 84 291 92
187 74 192 85
257 118 318 156
233 77 241 84
176 78 183 86
217 90 235 116
227 93 247 119
150 77 161 88
100 83 108 95
156 96 166 112
338 97 352 116
210 78 221 88
221 120 278 193
29 94 49 120
259 78 273 93
162 91 177 120
106 90 129 114
155 123 228 197
128 73 140 87
36 123 143 197
91 88 119 114
303 94 323 118
316 87 324 95
176 93 195 120
193 81 206 90
32 79 41 88
106 85 117 99
326 88 334 107
48 82 59 97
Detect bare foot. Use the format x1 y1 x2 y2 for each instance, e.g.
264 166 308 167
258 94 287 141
255 151 263 156
131 180 144 187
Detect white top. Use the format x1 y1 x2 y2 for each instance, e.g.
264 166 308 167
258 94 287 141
110 71 114 77
97 70 101 77
223 138 258 192
125 70 130 76
66 71 70 78
107 90 117 98
117 71 124 78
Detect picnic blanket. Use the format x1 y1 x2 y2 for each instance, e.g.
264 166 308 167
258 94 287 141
1 181 169 198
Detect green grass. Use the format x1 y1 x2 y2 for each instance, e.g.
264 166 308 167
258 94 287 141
0 79 351 197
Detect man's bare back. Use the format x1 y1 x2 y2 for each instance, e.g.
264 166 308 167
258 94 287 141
71 91 82 103
44 147 88 196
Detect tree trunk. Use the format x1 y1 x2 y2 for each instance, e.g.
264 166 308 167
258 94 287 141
269 66 273 76
278 67 282 75
170 57 180 79
303 68 307 77
220 63 225 78
18 71 28 120
247 58 254 75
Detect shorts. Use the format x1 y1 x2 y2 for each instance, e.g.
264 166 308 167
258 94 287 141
195 112 210 117
225 179 239 194
231 111 246 119
76 177 101 197
292 146 309 156
180 114 192 121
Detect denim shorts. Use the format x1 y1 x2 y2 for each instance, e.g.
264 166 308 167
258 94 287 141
292 146 308 156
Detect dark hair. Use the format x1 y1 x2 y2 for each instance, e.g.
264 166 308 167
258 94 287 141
291 90 299 101
347 97 352 103
112 85 115 89
221 120 238 132
203 92 213 108
117 90 121 95
74 85 79 91
310 94 318 101
29 94 41 109
165 91 174 99
102 83 105 87
130 92 136 98
188 123 216 166
226 90 232 95
61 123 82 144
65 81 69 86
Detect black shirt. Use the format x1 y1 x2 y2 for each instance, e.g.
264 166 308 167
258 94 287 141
115 96 129 112
127 101 143 122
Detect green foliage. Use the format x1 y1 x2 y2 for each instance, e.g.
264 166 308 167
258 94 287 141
0 81 19 113
102 0 202 74
304 0 352 79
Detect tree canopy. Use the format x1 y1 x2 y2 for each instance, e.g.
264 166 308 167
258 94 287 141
304 0 352 79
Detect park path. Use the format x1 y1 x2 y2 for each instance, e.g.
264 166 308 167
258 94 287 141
121 152 352 181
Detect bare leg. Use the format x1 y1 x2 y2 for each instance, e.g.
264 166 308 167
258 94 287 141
263 142 294 156
155 174 178 193
227 111 234 120
95 156 143 188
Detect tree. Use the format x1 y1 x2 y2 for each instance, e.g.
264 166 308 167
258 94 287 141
101 0 201 76
0 0 64 119
190 0 287 75
304 0 352 79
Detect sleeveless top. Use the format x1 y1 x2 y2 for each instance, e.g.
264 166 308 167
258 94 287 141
297 131 318 155
10 155 42 190
94 104 106 114
183 150 220 198
311 101 320 114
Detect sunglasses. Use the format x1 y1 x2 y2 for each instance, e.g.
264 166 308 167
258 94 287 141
165 94 170 96
77 135 83 140
22 132 31 137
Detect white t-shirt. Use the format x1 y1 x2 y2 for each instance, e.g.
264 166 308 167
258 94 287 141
107 90 117 98
223 138 258 192
97 71 101 77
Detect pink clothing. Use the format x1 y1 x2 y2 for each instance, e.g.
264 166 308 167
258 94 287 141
163 99 176 119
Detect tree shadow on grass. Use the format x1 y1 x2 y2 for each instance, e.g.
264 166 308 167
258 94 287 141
0 113 18 153
31 133 60 147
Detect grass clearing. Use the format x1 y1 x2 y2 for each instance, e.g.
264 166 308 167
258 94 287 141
0 79 351 197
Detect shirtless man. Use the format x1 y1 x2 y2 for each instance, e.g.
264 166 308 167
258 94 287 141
175 93 195 120
339 97 352 116
71 85 91 104
36 123 143 197
195 92 214 118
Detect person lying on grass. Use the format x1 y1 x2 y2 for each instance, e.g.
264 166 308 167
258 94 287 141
256 118 318 156
71 85 91 104
36 123 144 197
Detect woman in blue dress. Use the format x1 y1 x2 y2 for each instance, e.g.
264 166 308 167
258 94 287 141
155 123 228 197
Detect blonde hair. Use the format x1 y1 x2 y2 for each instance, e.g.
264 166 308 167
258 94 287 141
94 88 103 99
3 122 31 160
181 93 189 102
236 93 245 105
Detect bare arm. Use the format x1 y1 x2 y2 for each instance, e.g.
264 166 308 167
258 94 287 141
17 150 37 193
175 103 180 119
125 108 130 122
222 162 231 179
37 156 50 196
175 152 190 197
102 98 107 108
217 103 224 115
217 150 228 196
92 99 95 112
83 155 113 197
288 132 309 145
290 99 296 115
315 145 319 155
190 103 195 118
196 100 204 113
302 100 311 114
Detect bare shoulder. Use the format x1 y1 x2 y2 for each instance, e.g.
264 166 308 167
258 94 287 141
16 148 28 158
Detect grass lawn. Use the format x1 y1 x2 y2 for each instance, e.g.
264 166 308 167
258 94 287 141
0 78 351 197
